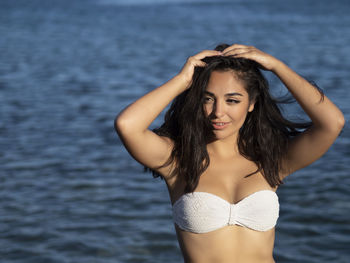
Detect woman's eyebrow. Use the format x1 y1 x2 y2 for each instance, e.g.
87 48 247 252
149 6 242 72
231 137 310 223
204 91 215 96
225 92 243 97
205 91 243 97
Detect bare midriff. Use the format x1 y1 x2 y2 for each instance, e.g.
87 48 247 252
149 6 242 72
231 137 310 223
164 154 278 263
174 223 276 263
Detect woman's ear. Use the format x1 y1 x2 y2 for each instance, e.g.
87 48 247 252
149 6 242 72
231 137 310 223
248 101 255 112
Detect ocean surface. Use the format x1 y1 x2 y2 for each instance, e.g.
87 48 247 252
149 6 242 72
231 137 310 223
1 0 349 262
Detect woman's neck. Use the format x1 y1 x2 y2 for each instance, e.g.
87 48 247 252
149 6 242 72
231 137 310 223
207 137 239 159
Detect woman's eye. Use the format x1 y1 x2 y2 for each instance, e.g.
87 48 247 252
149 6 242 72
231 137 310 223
204 97 214 103
227 99 240 104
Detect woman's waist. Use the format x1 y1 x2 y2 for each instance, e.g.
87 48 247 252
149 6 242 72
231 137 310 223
182 246 275 263
184 257 275 263
176 225 276 262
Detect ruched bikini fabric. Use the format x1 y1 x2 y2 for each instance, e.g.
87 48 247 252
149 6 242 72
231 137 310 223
172 190 279 233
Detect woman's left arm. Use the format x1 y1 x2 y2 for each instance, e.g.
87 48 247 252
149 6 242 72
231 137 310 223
223 44 345 177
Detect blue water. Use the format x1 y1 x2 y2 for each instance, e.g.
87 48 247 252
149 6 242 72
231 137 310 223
0 0 349 262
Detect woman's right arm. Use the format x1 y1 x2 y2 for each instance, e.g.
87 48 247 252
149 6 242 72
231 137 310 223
115 50 221 178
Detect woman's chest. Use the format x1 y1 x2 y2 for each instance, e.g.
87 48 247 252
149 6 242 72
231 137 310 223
168 156 274 205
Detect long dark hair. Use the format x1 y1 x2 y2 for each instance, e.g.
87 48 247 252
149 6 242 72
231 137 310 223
147 44 324 193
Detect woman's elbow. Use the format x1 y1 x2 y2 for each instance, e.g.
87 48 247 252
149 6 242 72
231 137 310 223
114 113 129 135
318 111 345 136
329 111 345 135
336 112 346 132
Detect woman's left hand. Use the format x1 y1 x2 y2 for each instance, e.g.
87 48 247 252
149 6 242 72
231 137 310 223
222 44 281 71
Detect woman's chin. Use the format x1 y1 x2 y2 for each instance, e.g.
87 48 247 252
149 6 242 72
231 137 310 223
212 131 237 142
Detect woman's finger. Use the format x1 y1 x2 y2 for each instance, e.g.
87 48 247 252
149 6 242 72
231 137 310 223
223 47 254 56
193 50 222 60
229 51 254 58
227 49 276 71
194 60 207 67
186 56 206 67
223 44 253 54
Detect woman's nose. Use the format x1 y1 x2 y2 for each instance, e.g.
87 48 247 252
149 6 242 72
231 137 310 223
214 101 225 118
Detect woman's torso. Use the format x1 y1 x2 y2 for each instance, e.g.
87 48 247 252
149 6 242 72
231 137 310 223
164 153 279 263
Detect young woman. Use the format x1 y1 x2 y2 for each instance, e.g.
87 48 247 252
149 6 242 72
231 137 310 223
115 44 344 263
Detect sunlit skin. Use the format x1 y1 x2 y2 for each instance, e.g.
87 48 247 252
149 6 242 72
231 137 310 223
115 43 345 263
204 71 254 152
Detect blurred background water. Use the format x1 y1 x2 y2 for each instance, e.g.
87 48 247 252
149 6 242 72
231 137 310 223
0 0 349 262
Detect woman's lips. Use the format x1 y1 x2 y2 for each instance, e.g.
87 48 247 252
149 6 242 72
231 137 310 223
212 122 230 130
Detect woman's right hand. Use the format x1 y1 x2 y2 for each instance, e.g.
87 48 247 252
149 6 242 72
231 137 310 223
177 50 222 88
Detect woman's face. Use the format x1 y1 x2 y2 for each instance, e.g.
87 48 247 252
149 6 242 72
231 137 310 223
203 70 254 142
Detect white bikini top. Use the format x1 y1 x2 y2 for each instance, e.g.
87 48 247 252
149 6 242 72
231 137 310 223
172 190 279 233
